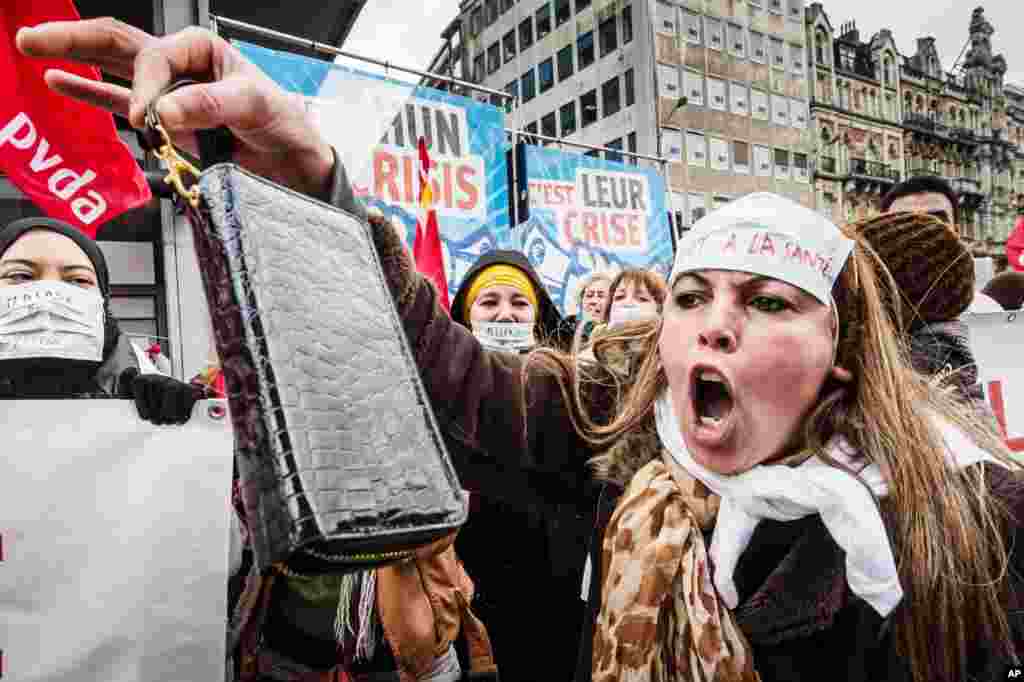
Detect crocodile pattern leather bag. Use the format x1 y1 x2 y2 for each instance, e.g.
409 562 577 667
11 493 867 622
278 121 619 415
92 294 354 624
185 163 468 573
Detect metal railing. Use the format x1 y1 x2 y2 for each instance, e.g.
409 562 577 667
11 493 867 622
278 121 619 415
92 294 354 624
849 158 900 182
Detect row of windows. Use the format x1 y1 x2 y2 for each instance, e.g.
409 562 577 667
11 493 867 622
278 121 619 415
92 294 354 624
506 47 634 114
655 4 804 76
475 3 632 82
658 67 808 128
470 0 610 38
516 70 636 140
660 130 810 182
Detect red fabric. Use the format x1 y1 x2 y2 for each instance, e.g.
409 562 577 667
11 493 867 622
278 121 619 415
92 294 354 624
0 0 151 238
414 137 450 312
1008 216 1024 272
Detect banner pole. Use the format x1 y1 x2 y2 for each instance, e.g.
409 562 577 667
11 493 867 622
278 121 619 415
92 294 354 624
211 14 514 102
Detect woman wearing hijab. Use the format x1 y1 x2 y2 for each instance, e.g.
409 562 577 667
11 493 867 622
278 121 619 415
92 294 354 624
0 216 203 424
449 250 592 682
25 20 1024 681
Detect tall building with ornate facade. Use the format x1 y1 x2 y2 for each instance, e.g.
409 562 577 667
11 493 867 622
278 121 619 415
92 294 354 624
806 4 1024 261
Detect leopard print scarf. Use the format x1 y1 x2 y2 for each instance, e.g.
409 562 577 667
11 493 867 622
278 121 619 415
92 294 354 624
592 457 761 682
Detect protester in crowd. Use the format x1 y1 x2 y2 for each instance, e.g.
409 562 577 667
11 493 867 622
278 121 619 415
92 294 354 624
556 272 612 351
602 269 668 328
24 19 1024 682
0 216 202 424
850 211 986 403
446 248 589 682
982 270 1024 311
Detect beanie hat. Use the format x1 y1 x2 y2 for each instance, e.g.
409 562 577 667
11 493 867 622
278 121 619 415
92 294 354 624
463 264 540 321
851 211 974 330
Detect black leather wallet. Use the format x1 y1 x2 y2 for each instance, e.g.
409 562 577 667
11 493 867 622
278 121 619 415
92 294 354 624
182 161 468 574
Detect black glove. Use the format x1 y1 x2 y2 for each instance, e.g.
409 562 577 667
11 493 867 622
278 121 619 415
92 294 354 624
119 367 205 426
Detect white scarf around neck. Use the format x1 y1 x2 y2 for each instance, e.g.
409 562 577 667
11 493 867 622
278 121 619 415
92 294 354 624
653 389 999 617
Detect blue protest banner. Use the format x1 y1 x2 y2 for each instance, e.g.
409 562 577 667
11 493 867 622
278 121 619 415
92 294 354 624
517 145 674 315
236 41 512 302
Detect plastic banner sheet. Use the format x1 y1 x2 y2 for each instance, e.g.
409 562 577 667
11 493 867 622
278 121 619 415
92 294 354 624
517 145 674 315
236 42 512 302
0 399 234 681
965 312 1024 454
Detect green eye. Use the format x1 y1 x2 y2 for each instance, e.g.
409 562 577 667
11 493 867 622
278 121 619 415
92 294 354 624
750 296 788 313
674 292 704 309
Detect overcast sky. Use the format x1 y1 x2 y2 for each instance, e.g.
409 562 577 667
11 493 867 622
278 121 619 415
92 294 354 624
338 0 1023 86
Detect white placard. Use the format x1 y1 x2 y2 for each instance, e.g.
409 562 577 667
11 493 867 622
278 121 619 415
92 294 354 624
0 399 234 681
964 312 1024 454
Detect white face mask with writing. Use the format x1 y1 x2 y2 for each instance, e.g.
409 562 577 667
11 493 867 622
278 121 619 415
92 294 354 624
607 303 658 329
0 281 105 363
472 321 536 353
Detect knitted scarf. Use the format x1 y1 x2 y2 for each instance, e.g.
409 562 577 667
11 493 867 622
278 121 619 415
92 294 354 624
592 458 761 682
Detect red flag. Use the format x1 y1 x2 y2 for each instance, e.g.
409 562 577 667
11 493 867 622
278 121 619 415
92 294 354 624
1007 215 1024 273
414 137 450 312
0 0 151 238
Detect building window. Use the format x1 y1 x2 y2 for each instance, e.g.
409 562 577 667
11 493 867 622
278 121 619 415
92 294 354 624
682 9 701 44
770 37 785 69
577 0 592 9
521 69 536 102
657 3 677 36
501 0 515 12
708 78 726 111
709 136 730 171
541 111 557 138
772 95 789 125
750 31 766 62
688 192 707 223
485 0 499 26
627 131 637 164
557 44 574 81
560 100 577 136
602 76 621 117
751 88 769 120
470 7 483 37
793 152 809 181
519 17 534 49
705 17 723 50
487 42 501 74
661 128 683 160
606 137 624 163
524 121 539 145
578 30 595 70
536 3 552 39
658 64 679 98
815 32 828 65
505 79 519 101
625 68 635 106
503 30 517 63
790 98 807 128
473 53 485 83
789 44 804 74
555 0 572 26
539 58 555 93
687 131 707 167
599 15 618 57
684 70 704 107
774 148 790 179
754 144 772 176
728 24 745 57
622 5 633 44
733 140 750 173
731 82 748 114
581 89 598 127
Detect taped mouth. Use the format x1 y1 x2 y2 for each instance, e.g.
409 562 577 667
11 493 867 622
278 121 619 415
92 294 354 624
694 371 734 426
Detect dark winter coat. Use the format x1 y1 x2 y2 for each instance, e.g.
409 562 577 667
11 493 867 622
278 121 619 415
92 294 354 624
353 162 1024 682
449 250 594 682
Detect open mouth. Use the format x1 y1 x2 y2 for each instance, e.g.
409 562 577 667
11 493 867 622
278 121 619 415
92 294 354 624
692 367 735 433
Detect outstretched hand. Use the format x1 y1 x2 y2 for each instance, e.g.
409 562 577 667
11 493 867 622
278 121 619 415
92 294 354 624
16 18 334 198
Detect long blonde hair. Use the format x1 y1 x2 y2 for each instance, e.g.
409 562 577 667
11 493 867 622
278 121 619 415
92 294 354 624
526 231 1020 681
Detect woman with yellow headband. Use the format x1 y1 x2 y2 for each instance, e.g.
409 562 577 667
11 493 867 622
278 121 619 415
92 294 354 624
449 250 589 682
